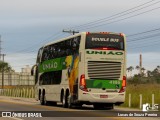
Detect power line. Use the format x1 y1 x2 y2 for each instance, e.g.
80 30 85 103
127 27 160 37
129 40 160 49
6 1 160 59
7 32 65 56
69 0 157 30
62 29 79 35
8 1 160 55
128 32 160 42
79 6 160 31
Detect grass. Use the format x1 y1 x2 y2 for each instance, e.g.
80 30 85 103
121 84 160 109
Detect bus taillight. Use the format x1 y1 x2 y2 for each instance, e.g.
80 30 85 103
79 74 88 92
122 76 126 87
119 76 126 93
86 32 90 35
120 33 124 37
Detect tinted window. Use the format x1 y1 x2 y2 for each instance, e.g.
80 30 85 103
86 34 124 50
41 36 81 62
39 70 62 85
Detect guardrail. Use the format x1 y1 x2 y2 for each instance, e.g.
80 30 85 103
0 87 35 98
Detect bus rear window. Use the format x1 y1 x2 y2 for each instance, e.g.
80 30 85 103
85 34 124 50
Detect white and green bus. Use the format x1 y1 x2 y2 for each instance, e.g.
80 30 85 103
31 32 127 109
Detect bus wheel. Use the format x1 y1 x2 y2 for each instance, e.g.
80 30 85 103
62 93 68 108
40 92 47 105
104 104 114 110
50 102 57 106
67 95 73 108
40 93 45 105
93 103 104 110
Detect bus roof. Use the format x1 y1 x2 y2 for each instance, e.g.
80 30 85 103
42 32 125 48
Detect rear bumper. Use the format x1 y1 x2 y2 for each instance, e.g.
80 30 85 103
78 91 125 104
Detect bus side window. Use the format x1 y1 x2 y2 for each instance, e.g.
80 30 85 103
65 39 72 56
39 74 44 85
60 41 66 57
50 45 55 59
54 71 62 84
71 36 80 53
42 47 50 61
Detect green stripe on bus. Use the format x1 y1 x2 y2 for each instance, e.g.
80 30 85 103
39 57 66 73
86 79 122 89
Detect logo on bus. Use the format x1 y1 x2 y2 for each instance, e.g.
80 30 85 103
86 51 123 55
42 62 58 70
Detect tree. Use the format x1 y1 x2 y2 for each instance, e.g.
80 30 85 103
135 65 140 74
0 61 13 72
156 66 160 72
127 66 134 77
147 70 152 77
141 67 146 76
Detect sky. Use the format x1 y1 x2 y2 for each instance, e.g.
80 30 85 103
0 0 160 73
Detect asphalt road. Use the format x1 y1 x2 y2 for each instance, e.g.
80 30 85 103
0 96 159 120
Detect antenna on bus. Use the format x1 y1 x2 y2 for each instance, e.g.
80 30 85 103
62 29 79 35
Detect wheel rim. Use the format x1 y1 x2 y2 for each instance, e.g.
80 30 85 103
68 95 71 107
62 94 65 106
40 94 43 104
44 95 47 105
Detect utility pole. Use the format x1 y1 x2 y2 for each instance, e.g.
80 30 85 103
62 29 79 35
1 54 6 89
0 35 2 60
139 54 142 75
0 35 6 89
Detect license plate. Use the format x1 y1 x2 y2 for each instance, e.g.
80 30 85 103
100 95 108 98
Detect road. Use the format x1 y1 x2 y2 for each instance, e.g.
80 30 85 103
0 96 159 120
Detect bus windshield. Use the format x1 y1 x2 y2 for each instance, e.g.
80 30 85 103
85 33 124 50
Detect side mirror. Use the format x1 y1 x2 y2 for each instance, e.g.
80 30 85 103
31 65 37 76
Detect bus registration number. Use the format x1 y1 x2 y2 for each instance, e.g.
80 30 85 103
100 95 108 98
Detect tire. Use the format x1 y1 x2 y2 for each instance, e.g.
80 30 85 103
93 103 104 110
67 95 73 109
62 93 68 108
40 93 45 105
104 104 114 110
50 102 57 106
40 92 47 105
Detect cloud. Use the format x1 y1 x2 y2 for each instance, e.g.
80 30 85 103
5 53 36 72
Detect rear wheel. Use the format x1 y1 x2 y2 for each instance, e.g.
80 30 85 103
104 104 114 110
93 103 104 110
67 95 74 108
94 103 114 110
40 92 48 105
62 93 68 108
50 102 57 106
40 93 45 105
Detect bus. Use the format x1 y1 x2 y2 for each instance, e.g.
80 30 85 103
31 32 127 109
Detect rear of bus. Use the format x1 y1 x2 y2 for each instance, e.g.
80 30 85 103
78 32 126 108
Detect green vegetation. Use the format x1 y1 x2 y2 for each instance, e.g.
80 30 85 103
124 65 160 109
121 84 160 109
127 65 160 84
0 61 14 72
